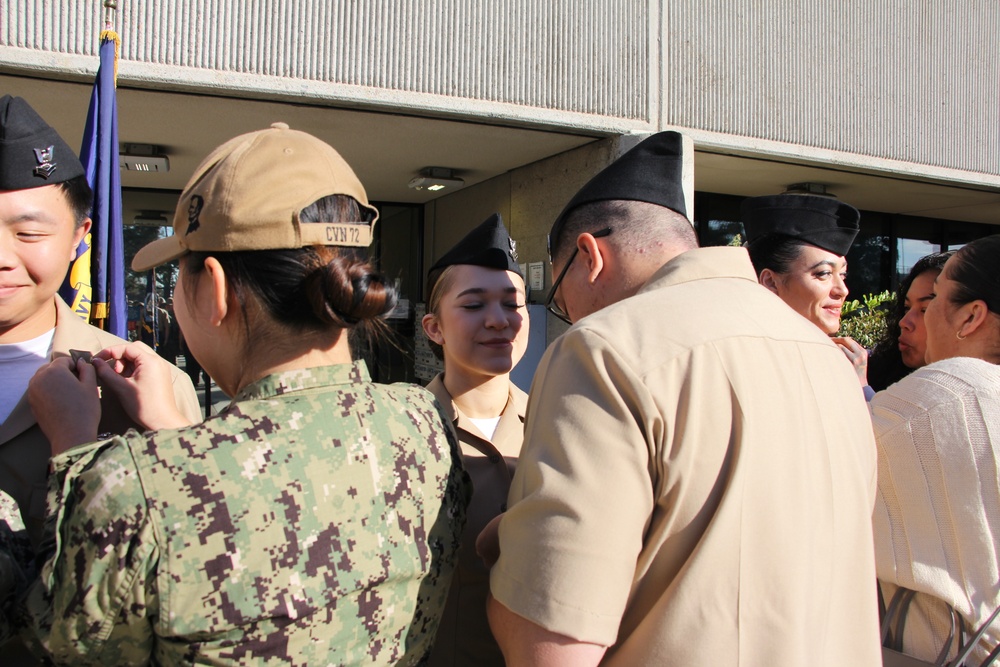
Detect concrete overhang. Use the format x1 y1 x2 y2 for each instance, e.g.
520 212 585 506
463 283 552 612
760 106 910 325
3 73 998 229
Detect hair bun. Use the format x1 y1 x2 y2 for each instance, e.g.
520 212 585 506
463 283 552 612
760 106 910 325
306 252 398 329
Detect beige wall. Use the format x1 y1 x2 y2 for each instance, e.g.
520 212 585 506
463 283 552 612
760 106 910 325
423 136 644 345
425 138 622 281
4 1 998 185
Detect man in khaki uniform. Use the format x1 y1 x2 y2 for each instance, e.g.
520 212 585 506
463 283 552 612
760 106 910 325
487 132 882 665
0 96 200 538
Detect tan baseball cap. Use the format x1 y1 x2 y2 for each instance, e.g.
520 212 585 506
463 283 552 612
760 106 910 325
132 122 379 272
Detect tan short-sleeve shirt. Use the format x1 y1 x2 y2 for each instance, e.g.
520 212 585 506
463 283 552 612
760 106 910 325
491 247 882 666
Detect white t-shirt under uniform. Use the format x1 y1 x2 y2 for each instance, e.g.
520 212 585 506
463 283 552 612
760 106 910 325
0 329 54 423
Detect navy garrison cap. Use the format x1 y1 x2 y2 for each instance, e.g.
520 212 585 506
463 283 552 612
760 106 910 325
426 213 521 298
0 95 85 190
549 131 688 248
741 194 860 257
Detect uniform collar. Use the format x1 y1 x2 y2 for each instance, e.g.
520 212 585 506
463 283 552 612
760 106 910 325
640 246 759 295
425 373 527 444
231 361 371 404
51 295 105 359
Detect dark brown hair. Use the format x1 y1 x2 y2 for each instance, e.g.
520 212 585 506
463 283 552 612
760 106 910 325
746 234 811 277
182 194 396 338
946 234 1000 314
57 174 94 227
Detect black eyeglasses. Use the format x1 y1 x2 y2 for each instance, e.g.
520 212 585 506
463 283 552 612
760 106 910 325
545 227 612 324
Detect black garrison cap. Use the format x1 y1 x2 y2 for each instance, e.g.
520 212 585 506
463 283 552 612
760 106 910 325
549 131 688 249
0 94 85 190
741 194 860 256
426 213 521 298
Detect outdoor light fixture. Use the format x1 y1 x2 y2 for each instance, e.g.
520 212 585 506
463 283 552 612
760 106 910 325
784 182 830 196
120 143 170 173
132 213 169 227
408 167 465 192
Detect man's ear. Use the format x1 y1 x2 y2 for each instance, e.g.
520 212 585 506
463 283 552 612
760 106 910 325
578 232 605 285
69 218 92 261
202 257 230 327
759 268 781 295
422 313 444 345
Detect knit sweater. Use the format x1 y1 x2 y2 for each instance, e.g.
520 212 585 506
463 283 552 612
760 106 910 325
872 356 1000 663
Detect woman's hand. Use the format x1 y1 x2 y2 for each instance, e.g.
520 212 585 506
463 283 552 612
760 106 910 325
93 342 195 432
28 357 101 456
832 336 869 386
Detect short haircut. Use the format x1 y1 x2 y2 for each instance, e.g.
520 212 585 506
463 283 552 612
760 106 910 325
551 200 697 264
56 174 94 227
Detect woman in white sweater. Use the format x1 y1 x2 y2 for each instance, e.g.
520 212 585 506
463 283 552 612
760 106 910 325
871 233 1000 663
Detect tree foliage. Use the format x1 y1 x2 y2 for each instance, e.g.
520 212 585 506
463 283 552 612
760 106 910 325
122 225 178 307
838 290 894 349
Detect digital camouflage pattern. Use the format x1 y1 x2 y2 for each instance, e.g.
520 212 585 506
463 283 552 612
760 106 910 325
0 490 32 648
6 361 469 666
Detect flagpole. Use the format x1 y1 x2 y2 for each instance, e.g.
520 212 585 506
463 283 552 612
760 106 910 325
103 1 117 28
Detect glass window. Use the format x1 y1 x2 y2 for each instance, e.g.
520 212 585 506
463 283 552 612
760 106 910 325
845 211 890 299
693 192 745 247
897 239 941 279
892 215 942 285
945 220 997 251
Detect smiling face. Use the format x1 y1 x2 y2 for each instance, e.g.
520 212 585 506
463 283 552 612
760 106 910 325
423 265 528 382
897 269 940 369
0 185 89 343
763 244 849 335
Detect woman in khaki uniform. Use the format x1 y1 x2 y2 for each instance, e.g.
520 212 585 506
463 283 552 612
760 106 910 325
422 214 529 667
741 193 874 394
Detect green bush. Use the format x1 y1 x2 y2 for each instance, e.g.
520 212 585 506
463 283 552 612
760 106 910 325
838 290 894 348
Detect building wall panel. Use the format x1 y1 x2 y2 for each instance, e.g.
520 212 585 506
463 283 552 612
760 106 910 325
663 0 1000 177
2 1 997 178
1 0 651 121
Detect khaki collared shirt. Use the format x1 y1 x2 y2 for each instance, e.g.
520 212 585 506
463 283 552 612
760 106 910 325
491 247 882 666
426 374 526 667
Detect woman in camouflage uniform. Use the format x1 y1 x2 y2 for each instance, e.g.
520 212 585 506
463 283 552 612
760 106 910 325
12 124 469 666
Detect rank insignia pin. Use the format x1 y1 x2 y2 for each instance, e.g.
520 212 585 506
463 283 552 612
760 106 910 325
509 237 518 262
32 146 57 179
